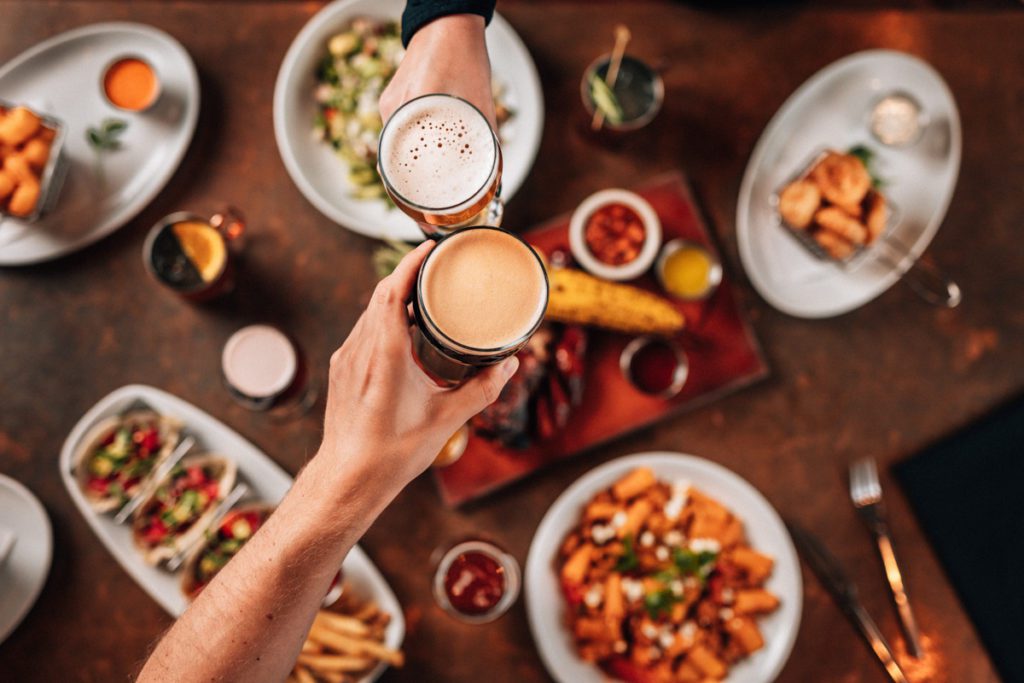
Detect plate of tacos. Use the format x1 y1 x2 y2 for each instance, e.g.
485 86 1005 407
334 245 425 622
60 382 406 658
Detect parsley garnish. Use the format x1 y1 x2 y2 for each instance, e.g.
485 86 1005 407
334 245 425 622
848 144 886 188
673 548 718 581
643 587 680 619
614 534 639 573
86 118 129 152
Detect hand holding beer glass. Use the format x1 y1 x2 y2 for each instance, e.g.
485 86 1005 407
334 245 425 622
378 93 504 237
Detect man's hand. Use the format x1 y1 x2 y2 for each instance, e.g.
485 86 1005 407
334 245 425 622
317 240 517 497
379 14 496 130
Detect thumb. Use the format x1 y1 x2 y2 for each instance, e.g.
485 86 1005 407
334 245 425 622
447 356 519 421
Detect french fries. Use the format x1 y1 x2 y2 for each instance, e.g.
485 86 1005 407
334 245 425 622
292 587 404 683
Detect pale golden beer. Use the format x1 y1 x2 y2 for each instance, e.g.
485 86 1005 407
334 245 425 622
378 94 503 237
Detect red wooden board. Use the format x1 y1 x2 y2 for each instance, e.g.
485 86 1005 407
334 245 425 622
433 172 768 506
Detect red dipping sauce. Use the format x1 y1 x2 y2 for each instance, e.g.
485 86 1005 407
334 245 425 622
622 337 687 397
444 551 505 615
434 540 521 623
584 202 646 265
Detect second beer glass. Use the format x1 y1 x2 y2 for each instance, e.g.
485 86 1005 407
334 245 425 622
378 94 503 237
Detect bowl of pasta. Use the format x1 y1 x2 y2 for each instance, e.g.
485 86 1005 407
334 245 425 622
525 453 801 683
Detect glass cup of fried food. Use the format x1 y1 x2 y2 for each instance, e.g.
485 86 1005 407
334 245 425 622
0 103 68 221
775 148 889 263
557 467 781 681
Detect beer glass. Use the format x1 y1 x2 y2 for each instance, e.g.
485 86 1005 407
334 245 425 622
412 226 548 385
378 94 503 238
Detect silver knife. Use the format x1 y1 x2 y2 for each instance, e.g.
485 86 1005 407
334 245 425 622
787 522 910 683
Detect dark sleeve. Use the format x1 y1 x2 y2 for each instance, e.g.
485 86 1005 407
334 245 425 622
401 0 497 47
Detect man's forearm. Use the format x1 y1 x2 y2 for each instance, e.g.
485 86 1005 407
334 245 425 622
138 453 396 682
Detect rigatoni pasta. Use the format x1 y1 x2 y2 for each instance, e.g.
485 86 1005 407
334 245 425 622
556 468 781 682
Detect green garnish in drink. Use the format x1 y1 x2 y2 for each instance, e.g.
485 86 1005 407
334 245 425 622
588 73 624 125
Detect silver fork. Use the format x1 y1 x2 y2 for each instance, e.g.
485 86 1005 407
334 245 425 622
850 457 924 659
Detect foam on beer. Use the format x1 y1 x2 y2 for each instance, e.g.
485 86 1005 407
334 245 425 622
380 95 496 210
421 229 547 351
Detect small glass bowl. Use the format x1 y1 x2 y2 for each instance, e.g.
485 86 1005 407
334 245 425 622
620 336 689 400
655 239 723 302
581 54 664 132
432 539 521 624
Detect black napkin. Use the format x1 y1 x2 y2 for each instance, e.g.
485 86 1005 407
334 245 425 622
894 395 1024 683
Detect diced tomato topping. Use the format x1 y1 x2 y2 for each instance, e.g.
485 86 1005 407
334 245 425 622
141 429 160 452
185 466 207 487
87 477 109 493
203 482 220 501
100 431 116 446
560 579 584 608
325 107 337 122
143 519 168 544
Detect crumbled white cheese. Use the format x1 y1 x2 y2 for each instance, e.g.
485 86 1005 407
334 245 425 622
680 621 697 644
591 524 615 545
689 537 721 554
658 630 676 649
613 640 627 654
684 577 700 591
664 530 684 547
670 579 684 597
655 546 670 562
583 584 604 608
663 480 690 520
611 511 628 529
721 588 735 604
719 607 735 621
641 623 659 640
621 578 645 603
639 531 656 547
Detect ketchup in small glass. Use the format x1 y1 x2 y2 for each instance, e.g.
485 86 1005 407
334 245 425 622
433 540 521 623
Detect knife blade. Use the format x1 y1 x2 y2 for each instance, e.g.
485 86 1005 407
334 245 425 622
787 521 910 683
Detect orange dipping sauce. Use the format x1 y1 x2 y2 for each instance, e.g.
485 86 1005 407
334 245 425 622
103 58 159 111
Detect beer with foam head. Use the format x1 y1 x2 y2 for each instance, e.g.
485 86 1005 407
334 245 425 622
413 226 548 384
378 94 503 237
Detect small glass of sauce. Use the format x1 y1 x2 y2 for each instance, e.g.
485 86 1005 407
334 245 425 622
102 56 161 112
620 336 688 399
433 540 521 624
656 239 722 301
221 325 318 418
869 92 926 147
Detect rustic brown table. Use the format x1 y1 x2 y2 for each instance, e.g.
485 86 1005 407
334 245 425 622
2 1 1021 681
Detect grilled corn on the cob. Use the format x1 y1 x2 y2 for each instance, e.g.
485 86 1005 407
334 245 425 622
545 268 685 336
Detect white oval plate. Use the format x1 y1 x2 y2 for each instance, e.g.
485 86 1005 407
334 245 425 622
274 0 544 242
526 452 802 683
0 475 52 647
736 50 961 318
60 384 403 683
0 22 199 266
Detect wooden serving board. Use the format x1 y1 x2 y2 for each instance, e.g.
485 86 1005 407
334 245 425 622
434 172 769 506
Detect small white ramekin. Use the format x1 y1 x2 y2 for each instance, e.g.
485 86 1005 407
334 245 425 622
568 188 661 281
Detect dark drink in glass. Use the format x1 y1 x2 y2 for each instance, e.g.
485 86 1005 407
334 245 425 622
412 226 548 385
143 209 245 301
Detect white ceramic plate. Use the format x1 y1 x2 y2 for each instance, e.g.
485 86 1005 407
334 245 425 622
0 22 199 266
736 50 961 318
60 384 403 682
525 452 802 683
0 474 53 646
274 0 544 242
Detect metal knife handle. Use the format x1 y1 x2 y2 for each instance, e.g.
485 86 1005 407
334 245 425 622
849 602 910 683
876 531 924 658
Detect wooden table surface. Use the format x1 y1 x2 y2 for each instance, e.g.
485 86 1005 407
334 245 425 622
1 2 1022 681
